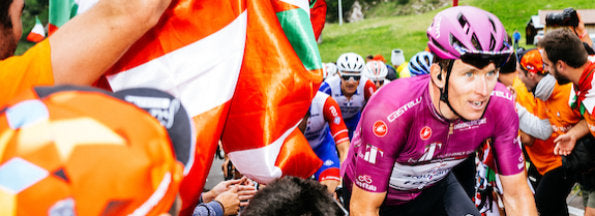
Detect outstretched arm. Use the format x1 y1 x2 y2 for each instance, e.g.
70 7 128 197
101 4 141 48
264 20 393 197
554 120 589 156
499 172 538 216
50 0 172 85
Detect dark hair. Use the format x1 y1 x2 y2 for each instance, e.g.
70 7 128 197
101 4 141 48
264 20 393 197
537 28 588 68
500 53 517 74
242 176 340 216
0 0 14 28
432 55 451 73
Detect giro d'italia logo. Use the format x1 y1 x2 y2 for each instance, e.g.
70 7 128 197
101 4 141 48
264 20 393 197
373 120 388 137
420 126 432 140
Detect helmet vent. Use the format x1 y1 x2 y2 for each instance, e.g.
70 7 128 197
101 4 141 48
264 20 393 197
489 34 496 51
450 34 466 53
471 34 482 51
423 55 431 65
488 17 497 32
410 64 422 73
457 13 471 34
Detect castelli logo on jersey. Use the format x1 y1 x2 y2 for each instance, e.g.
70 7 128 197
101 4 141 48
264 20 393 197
420 126 432 140
373 121 388 137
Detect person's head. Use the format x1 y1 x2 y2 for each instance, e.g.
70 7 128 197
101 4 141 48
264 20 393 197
336 52 366 95
242 176 342 216
373 54 386 63
365 60 388 88
517 49 546 90
497 49 520 86
391 48 405 67
408 51 433 77
537 28 588 85
0 86 194 215
323 62 338 79
0 0 23 60
427 6 512 121
366 55 374 62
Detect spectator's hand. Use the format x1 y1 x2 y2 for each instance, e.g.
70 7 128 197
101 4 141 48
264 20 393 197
237 184 257 207
507 86 517 102
554 133 577 156
215 185 240 216
203 178 243 203
573 12 593 47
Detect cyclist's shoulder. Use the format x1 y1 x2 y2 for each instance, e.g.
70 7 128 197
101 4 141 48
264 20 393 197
489 82 516 105
364 77 428 122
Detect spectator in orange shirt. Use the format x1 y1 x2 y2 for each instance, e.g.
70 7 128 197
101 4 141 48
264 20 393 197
518 49 587 216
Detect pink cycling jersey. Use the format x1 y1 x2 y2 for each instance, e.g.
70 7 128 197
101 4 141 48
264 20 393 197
341 75 525 205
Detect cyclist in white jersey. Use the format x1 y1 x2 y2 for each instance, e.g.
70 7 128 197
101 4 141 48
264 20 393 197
319 52 376 139
299 91 350 193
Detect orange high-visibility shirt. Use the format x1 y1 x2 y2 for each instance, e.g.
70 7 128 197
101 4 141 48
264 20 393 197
0 40 54 106
528 83 581 175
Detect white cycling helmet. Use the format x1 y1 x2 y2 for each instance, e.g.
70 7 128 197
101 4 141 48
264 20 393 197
365 60 388 81
336 52 366 74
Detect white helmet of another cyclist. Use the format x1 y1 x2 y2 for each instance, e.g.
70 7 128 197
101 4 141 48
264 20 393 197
365 60 388 81
336 52 366 74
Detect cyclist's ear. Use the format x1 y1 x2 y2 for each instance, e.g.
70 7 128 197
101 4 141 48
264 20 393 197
430 63 445 88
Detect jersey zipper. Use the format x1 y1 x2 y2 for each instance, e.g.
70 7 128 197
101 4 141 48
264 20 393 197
444 122 454 155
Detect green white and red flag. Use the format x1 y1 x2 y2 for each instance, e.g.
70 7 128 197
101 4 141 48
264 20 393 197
26 16 45 42
48 0 77 35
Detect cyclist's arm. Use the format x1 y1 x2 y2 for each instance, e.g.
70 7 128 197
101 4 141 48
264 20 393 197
350 186 385 216
499 172 538 216
322 96 350 162
50 0 172 85
492 92 538 215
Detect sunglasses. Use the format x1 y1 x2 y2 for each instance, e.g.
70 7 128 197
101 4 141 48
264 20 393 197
341 74 361 81
460 52 512 69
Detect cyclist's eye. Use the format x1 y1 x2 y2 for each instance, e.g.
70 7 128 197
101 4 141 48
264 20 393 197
464 72 473 78
487 71 496 77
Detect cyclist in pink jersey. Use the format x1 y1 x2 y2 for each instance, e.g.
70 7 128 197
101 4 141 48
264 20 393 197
299 91 350 194
341 6 537 216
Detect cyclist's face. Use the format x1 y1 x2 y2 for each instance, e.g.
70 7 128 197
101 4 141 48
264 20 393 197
340 71 360 95
373 80 384 89
448 60 498 120
517 70 537 90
